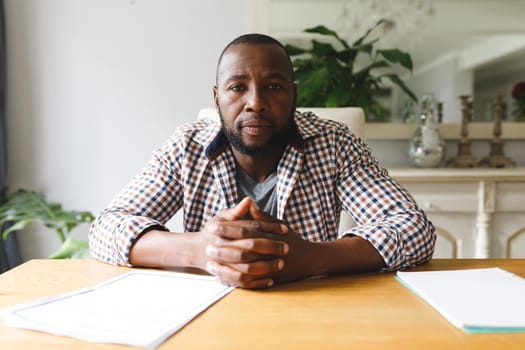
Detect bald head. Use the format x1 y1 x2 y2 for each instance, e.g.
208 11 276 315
216 33 294 85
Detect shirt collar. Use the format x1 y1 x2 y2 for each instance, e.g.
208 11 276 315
198 111 322 159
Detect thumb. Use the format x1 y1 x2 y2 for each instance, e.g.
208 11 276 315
249 201 289 235
249 201 274 221
216 197 253 221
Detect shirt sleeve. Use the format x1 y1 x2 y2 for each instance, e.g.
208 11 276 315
89 138 183 266
336 135 436 271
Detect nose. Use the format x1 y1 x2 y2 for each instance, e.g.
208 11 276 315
244 86 268 113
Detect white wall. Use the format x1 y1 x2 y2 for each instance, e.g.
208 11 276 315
5 0 255 260
399 54 474 123
474 58 525 121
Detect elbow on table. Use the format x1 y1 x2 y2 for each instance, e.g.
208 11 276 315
88 214 132 267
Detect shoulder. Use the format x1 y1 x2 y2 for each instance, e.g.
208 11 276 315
154 119 221 159
294 110 353 140
166 119 220 147
294 110 372 163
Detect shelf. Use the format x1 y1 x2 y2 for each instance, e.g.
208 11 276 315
387 167 525 182
365 122 525 141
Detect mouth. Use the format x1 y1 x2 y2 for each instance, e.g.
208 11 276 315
240 118 272 136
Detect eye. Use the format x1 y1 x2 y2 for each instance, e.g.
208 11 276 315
268 83 282 90
229 84 244 92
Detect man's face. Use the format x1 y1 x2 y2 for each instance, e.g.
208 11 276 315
213 43 297 156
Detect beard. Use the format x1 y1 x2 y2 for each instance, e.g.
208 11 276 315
219 107 295 156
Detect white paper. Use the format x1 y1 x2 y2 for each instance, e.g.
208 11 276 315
1 270 233 348
396 267 525 332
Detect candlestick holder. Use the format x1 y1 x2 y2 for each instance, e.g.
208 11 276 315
480 96 516 168
446 95 480 168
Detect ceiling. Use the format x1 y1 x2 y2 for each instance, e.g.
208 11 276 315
268 0 525 73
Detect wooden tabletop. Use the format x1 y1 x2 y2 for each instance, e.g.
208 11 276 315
1 259 524 349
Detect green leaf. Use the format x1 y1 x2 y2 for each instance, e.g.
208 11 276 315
354 61 389 81
285 44 308 56
355 42 376 56
378 49 413 71
326 90 350 107
71 248 91 259
49 237 90 259
297 67 330 107
286 23 416 120
353 19 387 46
367 60 391 70
383 74 418 102
305 25 340 38
304 25 349 49
2 218 33 240
336 48 358 65
1 189 95 251
311 40 337 57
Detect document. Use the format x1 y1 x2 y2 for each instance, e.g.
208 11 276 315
396 267 525 333
1 270 234 348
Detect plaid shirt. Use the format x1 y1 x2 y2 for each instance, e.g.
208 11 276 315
89 112 435 269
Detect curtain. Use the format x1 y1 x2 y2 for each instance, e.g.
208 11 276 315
0 0 22 272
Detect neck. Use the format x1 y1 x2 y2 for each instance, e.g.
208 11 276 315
232 147 284 182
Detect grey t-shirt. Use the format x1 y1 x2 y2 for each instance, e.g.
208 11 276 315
235 166 278 217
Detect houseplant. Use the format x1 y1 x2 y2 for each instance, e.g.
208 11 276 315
285 21 417 122
0 189 94 258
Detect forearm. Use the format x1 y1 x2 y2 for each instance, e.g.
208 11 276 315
129 229 206 270
89 148 183 265
337 141 436 271
89 210 169 266
344 211 436 271
308 236 386 277
274 235 386 285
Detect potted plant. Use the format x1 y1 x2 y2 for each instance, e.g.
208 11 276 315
0 189 94 259
285 21 417 122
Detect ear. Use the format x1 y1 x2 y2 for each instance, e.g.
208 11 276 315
292 83 298 110
213 86 219 111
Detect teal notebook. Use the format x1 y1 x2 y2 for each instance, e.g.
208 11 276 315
396 267 525 333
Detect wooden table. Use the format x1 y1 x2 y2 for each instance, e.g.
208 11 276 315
1 259 524 349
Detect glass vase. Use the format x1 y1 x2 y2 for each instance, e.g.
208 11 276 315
408 95 445 168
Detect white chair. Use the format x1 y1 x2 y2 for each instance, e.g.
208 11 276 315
197 107 221 123
295 107 365 139
197 107 365 231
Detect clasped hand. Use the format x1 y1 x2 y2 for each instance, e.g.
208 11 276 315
201 197 313 289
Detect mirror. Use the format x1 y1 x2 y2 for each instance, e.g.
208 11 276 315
257 0 525 123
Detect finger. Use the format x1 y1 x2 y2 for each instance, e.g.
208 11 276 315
206 244 261 263
215 197 253 221
210 220 288 241
206 261 275 289
256 221 289 235
224 239 289 256
206 220 260 240
228 258 285 276
249 201 274 221
248 203 289 235
230 276 275 289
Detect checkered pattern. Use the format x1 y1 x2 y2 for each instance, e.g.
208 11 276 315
89 112 436 269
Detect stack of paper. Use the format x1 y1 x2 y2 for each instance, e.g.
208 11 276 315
1 270 233 348
396 267 525 333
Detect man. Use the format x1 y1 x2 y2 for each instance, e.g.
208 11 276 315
89 34 435 289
